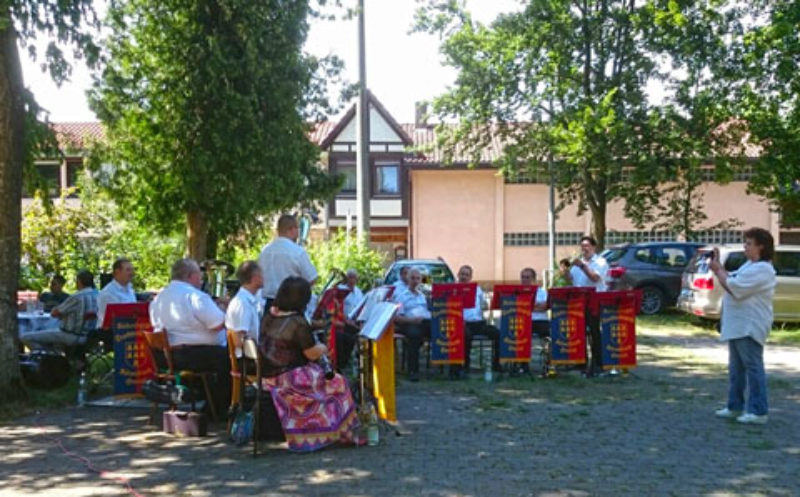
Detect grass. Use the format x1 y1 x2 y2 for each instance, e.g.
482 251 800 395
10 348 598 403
0 376 78 424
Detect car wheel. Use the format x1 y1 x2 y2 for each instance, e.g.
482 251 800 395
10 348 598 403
639 286 665 315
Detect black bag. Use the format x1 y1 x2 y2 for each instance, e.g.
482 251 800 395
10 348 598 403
240 385 284 441
142 379 196 405
19 351 70 389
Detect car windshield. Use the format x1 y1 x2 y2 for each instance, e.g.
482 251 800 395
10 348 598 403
602 248 627 263
385 263 455 285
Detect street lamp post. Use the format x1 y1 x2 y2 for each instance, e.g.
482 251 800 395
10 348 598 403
356 0 370 242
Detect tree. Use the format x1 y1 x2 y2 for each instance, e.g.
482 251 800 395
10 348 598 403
89 0 344 261
414 0 739 247
1 0 98 400
726 0 800 226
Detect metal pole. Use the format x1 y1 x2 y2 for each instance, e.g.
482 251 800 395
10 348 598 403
356 0 370 241
547 97 556 286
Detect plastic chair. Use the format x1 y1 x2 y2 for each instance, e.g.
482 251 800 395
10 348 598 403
142 331 218 423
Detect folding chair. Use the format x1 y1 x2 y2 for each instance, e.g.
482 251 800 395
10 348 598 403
142 331 218 423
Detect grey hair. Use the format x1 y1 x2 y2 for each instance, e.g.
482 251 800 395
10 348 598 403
171 258 200 281
346 268 358 278
407 267 423 278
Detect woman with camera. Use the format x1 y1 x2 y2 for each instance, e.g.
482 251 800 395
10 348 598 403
259 276 360 451
711 227 777 425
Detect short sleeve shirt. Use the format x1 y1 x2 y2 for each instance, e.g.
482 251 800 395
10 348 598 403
569 254 609 291
532 287 549 321
258 237 318 298
258 313 315 377
98 279 137 327
55 288 98 334
463 286 485 322
149 280 225 346
340 284 365 318
395 288 431 320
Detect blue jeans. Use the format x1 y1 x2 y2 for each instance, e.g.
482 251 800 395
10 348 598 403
727 337 768 415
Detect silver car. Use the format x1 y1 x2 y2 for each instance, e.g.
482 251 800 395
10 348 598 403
677 244 800 322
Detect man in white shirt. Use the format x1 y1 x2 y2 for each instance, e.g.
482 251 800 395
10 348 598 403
520 267 549 339
225 260 263 355
98 258 137 328
391 266 409 298
333 269 364 369
457 265 500 377
564 235 609 376
149 258 229 415
258 214 318 307
393 267 431 382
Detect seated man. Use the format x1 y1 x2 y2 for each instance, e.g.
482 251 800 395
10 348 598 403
457 265 500 377
332 268 365 370
39 274 69 312
393 267 431 382
23 270 98 348
391 266 410 297
96 258 138 351
520 267 549 339
225 260 263 343
149 258 230 416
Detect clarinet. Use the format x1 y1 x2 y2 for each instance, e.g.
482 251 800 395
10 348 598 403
312 329 335 380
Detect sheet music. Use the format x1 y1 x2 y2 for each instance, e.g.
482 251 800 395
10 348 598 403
356 286 393 322
359 302 399 340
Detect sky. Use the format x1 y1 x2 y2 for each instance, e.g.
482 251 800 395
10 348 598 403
19 0 523 125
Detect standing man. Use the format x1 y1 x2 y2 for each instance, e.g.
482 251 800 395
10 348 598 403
225 261 264 343
98 258 137 328
564 235 609 376
149 259 230 416
258 214 318 309
456 265 499 377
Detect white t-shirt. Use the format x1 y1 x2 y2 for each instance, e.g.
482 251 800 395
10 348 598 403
225 287 262 341
569 253 609 291
532 287 549 321
463 286 485 323
97 279 137 327
149 280 225 347
395 287 431 320
720 260 776 345
258 237 318 298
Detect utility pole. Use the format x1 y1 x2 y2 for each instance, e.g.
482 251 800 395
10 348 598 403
356 0 370 241
547 97 556 286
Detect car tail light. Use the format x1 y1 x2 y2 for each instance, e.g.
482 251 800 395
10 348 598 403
608 266 627 279
693 277 714 290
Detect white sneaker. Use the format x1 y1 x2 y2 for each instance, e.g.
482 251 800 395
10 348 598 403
736 413 768 425
715 408 742 419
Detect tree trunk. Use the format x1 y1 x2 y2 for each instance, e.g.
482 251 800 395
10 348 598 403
589 202 607 250
205 228 217 260
0 14 27 402
186 210 208 261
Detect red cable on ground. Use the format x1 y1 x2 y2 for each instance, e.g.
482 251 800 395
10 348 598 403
35 422 146 497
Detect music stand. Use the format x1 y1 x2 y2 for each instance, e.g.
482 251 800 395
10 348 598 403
431 282 477 306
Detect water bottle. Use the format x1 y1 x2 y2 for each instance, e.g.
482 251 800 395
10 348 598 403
77 372 87 406
367 405 380 446
483 356 493 383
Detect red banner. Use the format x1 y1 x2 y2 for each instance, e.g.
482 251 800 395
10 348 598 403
593 290 640 370
548 287 594 366
106 302 154 397
430 294 466 365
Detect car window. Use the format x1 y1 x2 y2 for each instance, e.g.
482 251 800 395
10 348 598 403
634 248 652 264
659 247 690 267
688 250 712 273
724 251 747 271
427 265 455 283
602 248 627 263
774 251 800 277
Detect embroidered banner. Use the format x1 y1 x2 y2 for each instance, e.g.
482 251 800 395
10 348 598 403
430 294 466 365
594 290 640 370
107 303 154 397
498 294 533 364
548 287 594 365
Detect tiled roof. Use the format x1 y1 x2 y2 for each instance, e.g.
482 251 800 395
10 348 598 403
51 122 105 151
402 124 504 166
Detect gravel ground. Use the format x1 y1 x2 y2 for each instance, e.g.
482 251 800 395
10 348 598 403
1 329 799 497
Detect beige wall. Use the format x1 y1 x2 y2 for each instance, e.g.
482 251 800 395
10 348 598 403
411 170 776 284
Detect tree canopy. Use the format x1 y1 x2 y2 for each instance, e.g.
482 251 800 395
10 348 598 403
89 0 344 260
415 0 743 246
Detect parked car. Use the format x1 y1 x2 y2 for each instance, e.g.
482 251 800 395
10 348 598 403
383 258 455 287
677 244 800 322
602 241 706 315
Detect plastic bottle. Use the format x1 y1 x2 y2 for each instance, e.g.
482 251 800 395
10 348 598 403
367 405 380 446
483 356 493 383
77 371 87 406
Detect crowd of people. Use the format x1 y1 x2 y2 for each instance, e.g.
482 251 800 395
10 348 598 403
20 217 777 448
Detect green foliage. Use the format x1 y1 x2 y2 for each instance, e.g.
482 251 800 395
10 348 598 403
88 0 344 258
414 0 742 247
307 231 387 292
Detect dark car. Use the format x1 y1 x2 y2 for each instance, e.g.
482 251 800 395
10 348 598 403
383 258 455 286
602 241 705 315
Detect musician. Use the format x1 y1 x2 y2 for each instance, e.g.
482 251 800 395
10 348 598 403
456 265 500 377
393 267 431 382
259 276 360 451
520 267 549 339
334 268 364 369
258 214 318 309
563 235 609 376
392 266 410 297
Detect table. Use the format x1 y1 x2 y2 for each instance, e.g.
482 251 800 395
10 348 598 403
18 312 60 338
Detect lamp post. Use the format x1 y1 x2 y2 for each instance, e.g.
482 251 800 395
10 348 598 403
356 0 370 241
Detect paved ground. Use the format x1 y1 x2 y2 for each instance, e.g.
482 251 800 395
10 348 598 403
1 326 799 497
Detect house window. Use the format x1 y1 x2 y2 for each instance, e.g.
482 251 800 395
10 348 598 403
337 163 356 193
374 164 399 195
37 163 61 198
66 162 83 197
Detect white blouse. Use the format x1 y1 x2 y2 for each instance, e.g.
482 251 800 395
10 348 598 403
720 260 776 345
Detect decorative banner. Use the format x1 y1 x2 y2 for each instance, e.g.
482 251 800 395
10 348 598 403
548 287 594 366
321 287 350 368
429 283 476 365
498 294 533 364
106 303 154 397
594 290 640 370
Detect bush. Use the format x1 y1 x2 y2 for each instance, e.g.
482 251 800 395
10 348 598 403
307 231 387 291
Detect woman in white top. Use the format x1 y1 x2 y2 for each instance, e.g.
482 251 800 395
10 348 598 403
711 228 777 425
